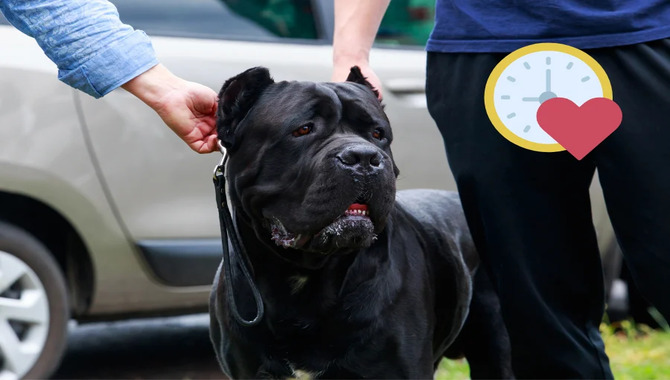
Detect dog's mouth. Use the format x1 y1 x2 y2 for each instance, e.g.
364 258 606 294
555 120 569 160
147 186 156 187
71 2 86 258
344 203 370 217
269 203 375 251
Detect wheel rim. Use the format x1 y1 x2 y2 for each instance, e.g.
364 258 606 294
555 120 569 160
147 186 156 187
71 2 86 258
0 250 50 380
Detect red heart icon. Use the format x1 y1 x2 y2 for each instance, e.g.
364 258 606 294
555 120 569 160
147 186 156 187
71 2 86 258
536 97 622 160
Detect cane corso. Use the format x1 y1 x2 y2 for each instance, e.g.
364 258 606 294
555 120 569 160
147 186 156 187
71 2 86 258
209 67 512 379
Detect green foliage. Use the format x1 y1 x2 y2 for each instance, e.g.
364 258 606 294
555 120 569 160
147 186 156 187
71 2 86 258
435 322 670 380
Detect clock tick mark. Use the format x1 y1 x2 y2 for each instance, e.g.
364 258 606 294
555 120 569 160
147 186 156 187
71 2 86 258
523 62 531 70
581 76 591 82
507 76 516 82
501 95 511 100
507 112 516 119
566 62 574 70
524 125 531 133
546 57 551 65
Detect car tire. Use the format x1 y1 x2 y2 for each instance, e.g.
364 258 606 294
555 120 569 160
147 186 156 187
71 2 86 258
0 221 69 380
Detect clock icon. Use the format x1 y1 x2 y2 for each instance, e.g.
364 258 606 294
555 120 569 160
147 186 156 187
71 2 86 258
484 43 613 152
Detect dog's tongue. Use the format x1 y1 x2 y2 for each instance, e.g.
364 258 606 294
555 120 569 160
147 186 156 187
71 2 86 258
345 203 369 217
348 203 368 212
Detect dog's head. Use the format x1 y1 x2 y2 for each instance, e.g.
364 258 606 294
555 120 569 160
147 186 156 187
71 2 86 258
216 67 398 260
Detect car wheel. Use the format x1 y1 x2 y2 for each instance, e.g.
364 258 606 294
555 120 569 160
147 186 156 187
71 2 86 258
0 221 69 380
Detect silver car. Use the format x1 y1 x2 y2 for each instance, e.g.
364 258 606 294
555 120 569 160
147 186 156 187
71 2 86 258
0 0 619 378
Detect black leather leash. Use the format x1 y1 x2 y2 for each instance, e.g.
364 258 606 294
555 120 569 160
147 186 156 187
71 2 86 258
213 142 264 326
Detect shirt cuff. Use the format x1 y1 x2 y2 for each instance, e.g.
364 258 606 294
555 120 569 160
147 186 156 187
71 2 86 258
57 30 159 98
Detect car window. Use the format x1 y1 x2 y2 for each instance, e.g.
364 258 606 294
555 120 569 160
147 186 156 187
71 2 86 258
376 0 435 47
111 0 320 42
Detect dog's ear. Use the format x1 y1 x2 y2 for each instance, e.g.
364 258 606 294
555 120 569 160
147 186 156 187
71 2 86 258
346 66 380 100
217 67 274 149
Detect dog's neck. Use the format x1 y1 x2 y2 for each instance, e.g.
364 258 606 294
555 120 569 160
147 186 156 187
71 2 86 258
234 211 359 270
232 213 400 327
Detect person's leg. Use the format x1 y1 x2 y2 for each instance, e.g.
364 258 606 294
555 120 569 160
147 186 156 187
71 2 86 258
590 39 670 321
426 52 612 378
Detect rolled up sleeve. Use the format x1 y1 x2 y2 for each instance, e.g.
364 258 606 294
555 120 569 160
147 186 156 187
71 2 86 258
0 0 159 98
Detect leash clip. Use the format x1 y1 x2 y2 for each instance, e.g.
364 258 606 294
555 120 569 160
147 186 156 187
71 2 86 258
213 140 228 178
217 139 227 157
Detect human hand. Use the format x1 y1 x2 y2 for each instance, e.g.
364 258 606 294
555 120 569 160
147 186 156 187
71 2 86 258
122 64 219 153
331 0 389 100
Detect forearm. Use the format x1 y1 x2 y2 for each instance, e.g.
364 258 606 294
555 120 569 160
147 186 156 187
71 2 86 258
332 0 391 67
121 64 181 112
0 0 158 98
121 63 220 154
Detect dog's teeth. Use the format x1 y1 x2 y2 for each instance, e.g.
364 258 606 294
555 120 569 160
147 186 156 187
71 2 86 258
346 208 370 216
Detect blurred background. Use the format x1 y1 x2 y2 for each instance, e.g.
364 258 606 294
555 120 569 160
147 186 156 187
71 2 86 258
0 0 666 379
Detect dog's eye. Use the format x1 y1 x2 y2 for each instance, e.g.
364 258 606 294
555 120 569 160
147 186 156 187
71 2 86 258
292 123 313 137
372 128 385 140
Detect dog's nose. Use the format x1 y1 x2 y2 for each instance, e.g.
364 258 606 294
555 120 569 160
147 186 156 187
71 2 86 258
336 145 383 172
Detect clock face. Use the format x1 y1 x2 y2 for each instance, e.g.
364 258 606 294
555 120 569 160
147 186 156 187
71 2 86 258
484 43 613 152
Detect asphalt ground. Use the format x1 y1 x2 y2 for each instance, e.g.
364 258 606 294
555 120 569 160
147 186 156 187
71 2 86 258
52 314 225 379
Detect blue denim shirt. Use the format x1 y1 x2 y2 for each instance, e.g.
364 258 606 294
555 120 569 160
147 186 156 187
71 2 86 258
0 0 158 98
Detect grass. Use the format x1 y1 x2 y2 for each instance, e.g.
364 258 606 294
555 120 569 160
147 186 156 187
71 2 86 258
435 321 670 379
602 320 670 379
435 357 470 379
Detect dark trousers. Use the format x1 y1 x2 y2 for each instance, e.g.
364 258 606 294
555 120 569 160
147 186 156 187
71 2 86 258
426 39 670 378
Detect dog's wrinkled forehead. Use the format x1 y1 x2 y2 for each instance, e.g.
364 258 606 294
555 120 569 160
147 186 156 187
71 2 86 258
324 81 386 121
249 81 384 127
216 66 386 150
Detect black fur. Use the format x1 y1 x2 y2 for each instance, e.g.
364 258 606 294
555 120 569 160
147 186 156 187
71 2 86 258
345 66 380 100
209 66 513 379
216 66 275 150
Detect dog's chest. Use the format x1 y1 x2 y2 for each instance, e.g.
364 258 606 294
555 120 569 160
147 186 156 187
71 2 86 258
251 273 431 378
225 225 439 378
253 316 431 379
252 318 357 378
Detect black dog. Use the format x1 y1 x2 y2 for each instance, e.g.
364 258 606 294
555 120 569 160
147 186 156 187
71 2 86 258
209 67 512 379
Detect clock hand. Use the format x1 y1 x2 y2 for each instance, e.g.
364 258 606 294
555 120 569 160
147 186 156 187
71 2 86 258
539 68 558 103
522 69 554 103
